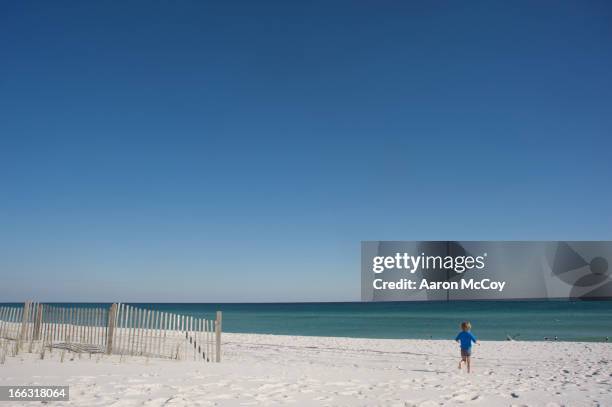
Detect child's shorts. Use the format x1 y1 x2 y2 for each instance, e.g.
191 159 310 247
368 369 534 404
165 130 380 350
461 348 471 357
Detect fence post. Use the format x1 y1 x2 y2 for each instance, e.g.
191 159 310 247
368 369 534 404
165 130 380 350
215 311 222 363
106 303 118 354
34 303 43 340
20 301 32 342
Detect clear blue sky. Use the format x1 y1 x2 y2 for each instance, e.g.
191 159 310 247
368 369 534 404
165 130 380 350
1 1 611 302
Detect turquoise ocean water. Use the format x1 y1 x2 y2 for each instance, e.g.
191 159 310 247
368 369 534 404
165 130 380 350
2 301 611 342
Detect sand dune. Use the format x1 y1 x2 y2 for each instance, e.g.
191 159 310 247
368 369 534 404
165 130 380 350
2 333 611 406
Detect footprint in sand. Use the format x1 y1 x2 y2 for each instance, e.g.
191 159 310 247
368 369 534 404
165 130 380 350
258 383 287 390
451 392 481 402
314 395 333 402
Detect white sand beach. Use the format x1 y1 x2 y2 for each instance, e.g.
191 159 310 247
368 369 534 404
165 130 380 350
2 333 611 406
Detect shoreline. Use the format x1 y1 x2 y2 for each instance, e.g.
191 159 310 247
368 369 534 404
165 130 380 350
220 330 611 343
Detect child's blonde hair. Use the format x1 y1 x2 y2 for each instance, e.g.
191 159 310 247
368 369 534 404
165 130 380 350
461 321 471 331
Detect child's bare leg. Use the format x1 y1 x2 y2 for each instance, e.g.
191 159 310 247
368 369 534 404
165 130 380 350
459 356 465 369
466 356 471 373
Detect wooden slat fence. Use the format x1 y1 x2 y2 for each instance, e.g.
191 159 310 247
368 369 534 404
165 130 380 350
112 304 221 361
0 304 25 341
0 302 222 362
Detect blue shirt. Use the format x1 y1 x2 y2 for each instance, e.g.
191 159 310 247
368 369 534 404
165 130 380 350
455 331 477 350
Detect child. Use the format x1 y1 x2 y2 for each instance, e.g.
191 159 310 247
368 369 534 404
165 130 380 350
455 321 477 373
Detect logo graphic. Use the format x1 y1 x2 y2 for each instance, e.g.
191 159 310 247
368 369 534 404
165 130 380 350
547 242 611 299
